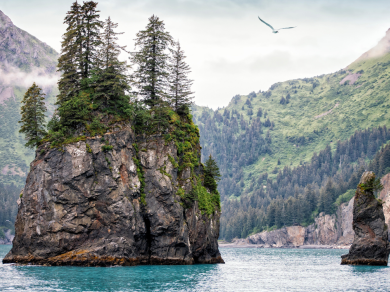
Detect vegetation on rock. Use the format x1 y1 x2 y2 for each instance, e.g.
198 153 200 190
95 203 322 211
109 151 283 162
16 2 219 216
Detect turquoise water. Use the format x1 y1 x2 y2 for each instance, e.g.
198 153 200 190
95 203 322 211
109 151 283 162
1 245 390 291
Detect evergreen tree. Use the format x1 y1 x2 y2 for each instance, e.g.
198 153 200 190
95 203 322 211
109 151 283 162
131 15 174 106
57 1 83 105
168 41 194 114
80 1 103 79
19 83 47 148
204 154 221 193
257 108 262 117
267 203 276 227
56 1 103 127
93 16 130 113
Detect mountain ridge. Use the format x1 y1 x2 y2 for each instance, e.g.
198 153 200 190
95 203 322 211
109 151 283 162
0 10 58 72
192 27 390 239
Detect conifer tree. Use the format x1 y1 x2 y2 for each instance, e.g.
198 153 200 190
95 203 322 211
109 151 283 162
204 155 221 193
168 41 194 114
57 1 83 105
131 15 173 106
93 16 130 112
81 1 103 79
19 83 47 148
57 1 102 106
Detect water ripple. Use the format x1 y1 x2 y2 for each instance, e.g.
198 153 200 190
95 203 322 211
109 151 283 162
1 245 390 291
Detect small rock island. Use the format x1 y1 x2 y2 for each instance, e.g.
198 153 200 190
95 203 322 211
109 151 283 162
341 171 389 265
2 3 223 266
4 120 223 266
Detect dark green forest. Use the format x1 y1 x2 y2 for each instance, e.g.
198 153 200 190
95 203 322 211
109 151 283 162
193 110 390 240
0 184 20 238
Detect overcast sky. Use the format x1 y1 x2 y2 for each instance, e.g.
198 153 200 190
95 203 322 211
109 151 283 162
2 0 390 109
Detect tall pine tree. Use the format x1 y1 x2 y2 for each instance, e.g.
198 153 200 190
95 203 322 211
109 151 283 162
131 15 173 106
57 1 83 106
204 154 221 193
56 1 103 129
81 1 103 79
93 16 130 114
168 41 194 114
19 83 47 148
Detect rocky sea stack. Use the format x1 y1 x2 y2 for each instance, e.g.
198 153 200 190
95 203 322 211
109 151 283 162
341 171 389 266
3 114 224 266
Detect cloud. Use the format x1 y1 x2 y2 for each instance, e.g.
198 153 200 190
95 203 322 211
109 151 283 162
2 0 390 109
0 65 59 89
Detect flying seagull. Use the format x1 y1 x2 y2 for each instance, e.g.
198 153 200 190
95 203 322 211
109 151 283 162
258 16 296 34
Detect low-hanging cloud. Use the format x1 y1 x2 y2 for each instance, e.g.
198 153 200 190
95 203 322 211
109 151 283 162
0 65 60 89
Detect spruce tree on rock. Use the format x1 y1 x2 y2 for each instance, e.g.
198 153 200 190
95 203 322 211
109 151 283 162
57 1 102 104
81 1 103 79
93 17 130 113
131 15 173 107
57 1 83 106
19 83 47 149
168 41 194 115
204 154 221 193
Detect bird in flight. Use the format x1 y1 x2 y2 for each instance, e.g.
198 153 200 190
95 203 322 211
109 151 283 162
258 16 296 34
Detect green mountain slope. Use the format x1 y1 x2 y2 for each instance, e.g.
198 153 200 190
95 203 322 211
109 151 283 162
193 28 390 196
0 10 59 186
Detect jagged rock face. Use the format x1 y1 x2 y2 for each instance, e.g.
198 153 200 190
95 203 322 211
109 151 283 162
341 172 389 266
336 197 354 245
3 127 223 266
247 226 305 247
379 173 390 237
0 10 58 72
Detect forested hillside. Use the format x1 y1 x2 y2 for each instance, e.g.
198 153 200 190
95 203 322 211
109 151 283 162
192 29 390 240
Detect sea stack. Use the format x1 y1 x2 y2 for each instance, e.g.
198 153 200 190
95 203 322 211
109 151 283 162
341 171 389 265
3 119 224 266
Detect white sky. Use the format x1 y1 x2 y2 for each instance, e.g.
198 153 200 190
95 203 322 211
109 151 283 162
2 0 390 109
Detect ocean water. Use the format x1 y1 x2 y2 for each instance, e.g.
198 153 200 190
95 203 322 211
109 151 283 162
1 245 390 291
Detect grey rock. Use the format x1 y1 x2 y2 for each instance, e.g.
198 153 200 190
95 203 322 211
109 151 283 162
341 171 389 266
3 127 223 266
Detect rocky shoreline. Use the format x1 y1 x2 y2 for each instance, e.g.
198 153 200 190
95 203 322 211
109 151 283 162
219 173 390 251
219 240 350 249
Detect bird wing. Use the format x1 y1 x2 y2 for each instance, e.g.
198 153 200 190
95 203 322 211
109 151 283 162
258 16 274 30
277 26 296 30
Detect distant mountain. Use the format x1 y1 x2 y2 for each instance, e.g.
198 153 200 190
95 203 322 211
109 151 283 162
0 10 58 72
0 10 59 186
192 28 390 239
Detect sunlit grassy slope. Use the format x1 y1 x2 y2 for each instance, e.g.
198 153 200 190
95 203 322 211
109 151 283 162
193 51 390 182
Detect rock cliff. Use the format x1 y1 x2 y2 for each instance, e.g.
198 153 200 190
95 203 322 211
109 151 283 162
245 203 354 248
379 173 390 236
341 172 389 265
3 124 223 266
